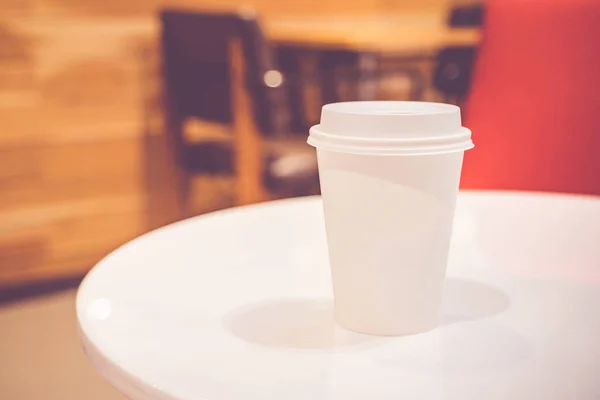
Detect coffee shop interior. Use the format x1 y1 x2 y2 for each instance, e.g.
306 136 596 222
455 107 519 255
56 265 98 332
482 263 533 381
1 0 599 398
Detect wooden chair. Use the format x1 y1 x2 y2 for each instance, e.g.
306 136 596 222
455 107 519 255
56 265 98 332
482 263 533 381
432 46 477 105
159 9 319 220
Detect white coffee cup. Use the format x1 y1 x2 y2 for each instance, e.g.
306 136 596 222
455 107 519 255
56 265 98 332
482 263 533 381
308 101 474 336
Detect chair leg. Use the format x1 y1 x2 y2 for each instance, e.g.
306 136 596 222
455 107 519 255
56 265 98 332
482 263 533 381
319 53 340 105
407 69 426 101
176 168 192 219
230 38 267 205
319 50 360 104
278 49 309 132
145 131 194 226
356 52 378 100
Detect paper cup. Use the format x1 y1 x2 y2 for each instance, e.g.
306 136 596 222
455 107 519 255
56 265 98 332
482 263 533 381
308 102 474 336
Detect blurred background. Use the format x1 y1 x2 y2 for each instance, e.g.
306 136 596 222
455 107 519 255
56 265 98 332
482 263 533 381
1 0 483 291
0 0 598 397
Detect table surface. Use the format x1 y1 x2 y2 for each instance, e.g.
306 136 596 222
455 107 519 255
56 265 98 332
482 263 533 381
77 191 600 400
265 14 480 54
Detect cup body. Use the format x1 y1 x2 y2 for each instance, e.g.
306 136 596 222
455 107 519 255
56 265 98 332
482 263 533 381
308 101 473 336
317 149 464 335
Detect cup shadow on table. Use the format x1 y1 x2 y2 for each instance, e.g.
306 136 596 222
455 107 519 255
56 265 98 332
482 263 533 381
439 277 510 326
224 277 510 350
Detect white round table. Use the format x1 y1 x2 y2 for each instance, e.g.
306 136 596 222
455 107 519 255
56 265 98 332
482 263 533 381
77 191 600 400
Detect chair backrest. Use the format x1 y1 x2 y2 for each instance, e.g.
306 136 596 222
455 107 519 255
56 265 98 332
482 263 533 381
448 3 484 27
432 4 483 102
432 46 477 101
160 9 289 138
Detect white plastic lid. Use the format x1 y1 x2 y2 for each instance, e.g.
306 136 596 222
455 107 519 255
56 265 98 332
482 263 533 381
308 101 474 156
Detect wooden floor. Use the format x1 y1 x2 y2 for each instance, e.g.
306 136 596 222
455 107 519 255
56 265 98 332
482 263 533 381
0 289 126 400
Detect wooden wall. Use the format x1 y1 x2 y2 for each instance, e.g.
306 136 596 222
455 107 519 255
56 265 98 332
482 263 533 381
0 2 155 285
0 0 455 286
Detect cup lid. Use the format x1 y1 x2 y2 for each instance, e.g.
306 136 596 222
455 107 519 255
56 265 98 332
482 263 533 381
308 101 474 155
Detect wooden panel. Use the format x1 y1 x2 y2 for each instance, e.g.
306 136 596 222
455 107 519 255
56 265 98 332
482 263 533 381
0 0 34 17
4 0 457 19
0 62 35 92
30 0 395 18
0 234 47 278
169 0 459 17
0 15 154 286
383 0 448 13
0 17 154 147
0 107 145 147
37 0 162 17
0 138 142 211
170 0 386 17
48 205 142 261
0 22 37 109
0 195 144 285
0 23 33 62
32 25 149 139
